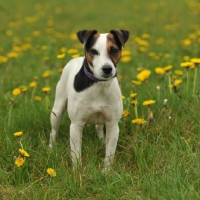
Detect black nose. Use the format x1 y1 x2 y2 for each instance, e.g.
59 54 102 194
102 65 112 75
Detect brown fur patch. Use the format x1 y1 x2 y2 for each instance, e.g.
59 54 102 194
85 52 94 67
106 33 122 66
85 33 100 68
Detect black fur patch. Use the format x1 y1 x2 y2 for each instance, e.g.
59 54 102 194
74 59 96 92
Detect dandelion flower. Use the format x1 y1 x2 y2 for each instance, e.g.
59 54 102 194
191 58 200 65
155 67 165 75
132 80 141 86
34 96 42 101
57 53 65 59
137 69 151 81
47 168 56 177
0 56 8 63
174 70 183 76
42 70 52 78
121 56 132 63
180 62 194 69
121 95 125 100
19 148 30 157
14 131 23 137
132 118 146 125
29 81 37 88
67 49 79 54
12 88 21 96
15 157 25 167
121 50 132 56
130 93 137 99
143 100 156 106
172 79 182 87
123 110 130 117
131 100 138 106
42 87 50 94
164 65 173 72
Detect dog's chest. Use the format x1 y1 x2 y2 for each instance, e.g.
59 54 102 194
84 105 111 125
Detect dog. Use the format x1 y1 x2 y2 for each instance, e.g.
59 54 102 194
49 29 130 172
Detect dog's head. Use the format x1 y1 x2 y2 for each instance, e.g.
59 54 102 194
77 29 130 80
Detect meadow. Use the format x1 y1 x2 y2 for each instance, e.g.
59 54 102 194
0 0 200 199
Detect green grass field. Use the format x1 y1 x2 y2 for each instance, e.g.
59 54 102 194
0 0 200 199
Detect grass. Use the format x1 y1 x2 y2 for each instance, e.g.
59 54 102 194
0 0 200 199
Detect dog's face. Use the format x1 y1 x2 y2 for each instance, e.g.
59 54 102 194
77 30 130 80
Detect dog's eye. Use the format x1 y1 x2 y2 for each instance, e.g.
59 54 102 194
110 48 119 56
90 49 99 56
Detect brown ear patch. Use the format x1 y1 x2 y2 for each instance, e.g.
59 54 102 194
110 29 130 46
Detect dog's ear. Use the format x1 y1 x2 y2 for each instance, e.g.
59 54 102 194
77 30 98 44
110 29 130 46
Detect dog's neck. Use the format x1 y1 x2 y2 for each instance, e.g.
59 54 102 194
83 58 118 82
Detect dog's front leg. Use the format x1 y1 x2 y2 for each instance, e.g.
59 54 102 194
103 123 119 172
70 123 83 169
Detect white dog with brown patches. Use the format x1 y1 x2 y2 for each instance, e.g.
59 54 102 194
49 29 129 172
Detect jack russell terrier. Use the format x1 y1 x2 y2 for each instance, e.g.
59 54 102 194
49 29 130 172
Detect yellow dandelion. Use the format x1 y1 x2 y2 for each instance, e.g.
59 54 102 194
7 52 19 58
34 96 42 101
131 100 138 106
41 45 47 51
121 56 132 63
42 87 50 94
12 88 21 96
57 53 65 59
191 58 200 64
180 62 194 69
143 100 156 106
15 157 25 167
0 56 8 63
123 110 130 117
130 93 137 99
42 70 52 78
19 148 30 157
141 33 150 39
132 80 141 86
60 47 67 53
29 81 37 88
174 70 183 76
172 79 182 87
163 65 173 72
155 67 165 75
122 95 125 100
47 168 56 177
183 56 190 61
14 131 23 137
32 31 40 37
132 118 146 125
72 54 80 58
121 50 132 56
137 69 151 81
67 49 79 54
181 39 191 46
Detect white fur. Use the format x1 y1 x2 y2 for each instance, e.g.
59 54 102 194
49 34 123 172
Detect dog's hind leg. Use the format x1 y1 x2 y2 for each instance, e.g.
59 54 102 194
49 80 67 148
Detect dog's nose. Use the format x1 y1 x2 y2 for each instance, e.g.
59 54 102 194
102 65 112 75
